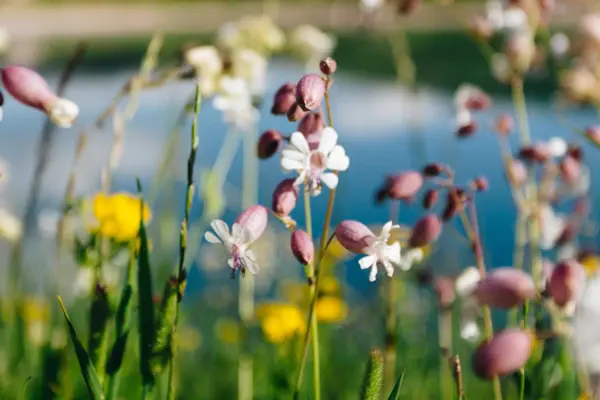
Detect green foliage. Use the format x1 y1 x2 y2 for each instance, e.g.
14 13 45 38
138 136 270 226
360 350 384 400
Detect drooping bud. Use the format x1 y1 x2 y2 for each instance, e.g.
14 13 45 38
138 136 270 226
422 163 444 178
257 129 283 159
2 65 79 128
423 189 439 209
506 159 527 187
548 259 585 307
474 268 535 309
585 126 600 146
271 82 296 115
441 189 465 221
335 220 376 254
473 328 533 379
272 178 299 217
319 57 337 75
409 214 442 248
471 176 489 192
235 205 269 240
290 230 314 265
519 144 551 163
296 73 326 111
297 112 325 136
286 102 307 122
567 145 583 162
494 114 513 136
559 155 581 185
385 171 424 200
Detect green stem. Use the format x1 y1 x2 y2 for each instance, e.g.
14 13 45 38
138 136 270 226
384 201 400 393
167 82 202 400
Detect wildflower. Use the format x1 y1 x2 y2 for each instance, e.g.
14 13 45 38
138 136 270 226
549 32 570 58
257 129 283 159
581 14 600 45
272 178 299 217
490 53 511 83
216 15 285 55
471 176 489 192
473 328 533 379
256 303 306 343
280 128 349 196
0 208 22 243
455 267 481 297
231 48 268 97
409 214 442 248
286 102 307 122
559 155 581 185
297 112 325 137
213 76 257 132
548 259 585 308
184 45 222 96
290 230 314 266
422 163 444 177
296 73 326 111
90 192 151 242
547 137 567 158
538 205 567 250
271 82 296 115
379 171 423 202
1 65 79 128
470 16 494 41
319 57 337 75
506 159 527 187
474 267 535 309
316 296 348 323
454 84 492 111
289 25 336 64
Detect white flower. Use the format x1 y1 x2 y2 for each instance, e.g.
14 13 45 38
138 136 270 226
573 273 600 373
213 76 257 132
550 33 570 58
48 98 79 128
547 137 567 158
360 0 384 12
0 208 22 242
280 127 349 196
397 247 424 271
358 221 401 282
460 319 481 342
455 266 481 297
231 49 268 97
185 46 222 96
557 164 591 199
502 7 528 33
485 0 505 29
538 205 566 250
289 25 336 63
204 219 260 275
491 53 511 82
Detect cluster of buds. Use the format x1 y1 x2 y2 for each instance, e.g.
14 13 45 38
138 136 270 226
453 84 492 137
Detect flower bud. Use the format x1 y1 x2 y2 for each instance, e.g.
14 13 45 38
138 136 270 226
519 144 550 163
506 159 527 187
585 126 600 145
506 31 535 74
319 57 337 75
567 145 583 162
235 205 269 240
335 220 376 254
296 73 325 111
409 214 442 248
2 65 79 128
559 155 581 185
272 178 299 217
441 189 465 221
549 259 585 307
290 230 314 265
471 176 489 192
422 163 444 177
297 112 325 136
397 0 420 15
474 268 535 309
434 276 456 309
494 114 513 136
386 171 423 200
473 328 533 379
555 222 577 247
457 121 478 138
257 129 283 159
271 82 296 115
423 189 439 209
286 102 307 122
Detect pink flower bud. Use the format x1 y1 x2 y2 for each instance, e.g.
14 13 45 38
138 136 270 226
386 171 424 200
519 144 551 163
456 121 478 138
585 126 600 145
296 73 325 112
422 163 444 178
2 65 79 128
506 159 527 187
474 268 535 309
271 82 296 115
409 214 442 248
257 129 283 160
555 222 577 247
290 230 314 265
441 189 465 221
235 205 269 240
272 178 299 217
297 113 325 137
494 114 513 136
423 189 439 209
471 176 489 192
548 259 585 307
567 145 583 161
335 220 376 254
559 155 581 185
473 328 533 379
319 57 337 75
434 276 455 308
286 102 307 122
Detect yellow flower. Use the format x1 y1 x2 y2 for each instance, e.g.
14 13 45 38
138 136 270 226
316 296 347 323
22 297 50 323
91 192 151 242
580 254 600 276
319 276 341 296
256 303 306 344
215 318 240 344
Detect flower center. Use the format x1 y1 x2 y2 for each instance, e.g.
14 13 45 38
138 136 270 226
309 151 327 170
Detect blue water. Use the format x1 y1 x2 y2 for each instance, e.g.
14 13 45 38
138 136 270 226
2 60 599 292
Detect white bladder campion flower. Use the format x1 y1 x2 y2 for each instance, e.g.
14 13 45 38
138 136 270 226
184 45 222 96
231 48 268 97
358 221 402 282
213 76 257 132
204 219 260 276
289 25 336 64
280 127 349 196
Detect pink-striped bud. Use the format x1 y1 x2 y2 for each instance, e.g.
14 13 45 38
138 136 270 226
385 171 424 200
235 205 269 240
506 159 527 187
257 129 283 160
319 57 337 75
559 155 581 185
567 145 583 161
441 189 466 221
290 230 314 265
286 102 307 122
471 176 489 192
585 126 600 146
519 144 551 163
457 121 478 138
423 189 439 209
474 268 535 309
422 163 444 177
473 328 533 379
297 112 325 136
296 73 325 111
272 178 299 217
2 65 79 128
335 220 376 254
409 214 442 248
271 82 296 115
548 259 585 307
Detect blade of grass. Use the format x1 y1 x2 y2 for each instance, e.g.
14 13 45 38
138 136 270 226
360 349 384 400
388 370 406 400
57 296 105 400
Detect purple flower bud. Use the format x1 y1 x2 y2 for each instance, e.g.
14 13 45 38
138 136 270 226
549 259 585 307
506 159 527 187
423 189 439 209
257 129 283 159
235 205 269 239
519 144 551 163
386 171 424 200
409 214 442 248
335 220 376 254
473 328 533 379
290 230 314 265
286 102 307 122
297 112 325 137
441 189 465 221
434 276 455 308
559 155 581 185
271 82 296 115
422 163 444 177
471 176 489 192
474 268 535 309
296 73 326 112
319 57 337 75
585 126 600 146
567 145 583 161
272 178 299 217
457 121 477 138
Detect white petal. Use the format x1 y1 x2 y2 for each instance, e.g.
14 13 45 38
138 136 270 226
383 260 395 277
384 242 402 264
245 249 257 261
231 223 243 241
460 320 480 342
290 132 310 155
380 221 394 238
548 137 567 158
320 172 338 189
213 96 229 111
241 226 255 244
227 257 235 269
358 255 376 270
293 172 306 187
455 267 481 297
204 231 222 244
49 98 79 128
318 127 338 154
281 157 305 171
326 146 350 171
281 148 306 162
210 220 230 241
369 266 378 282
244 258 260 274
405 248 424 264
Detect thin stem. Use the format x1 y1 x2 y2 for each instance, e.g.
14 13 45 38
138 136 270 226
384 201 400 393
167 82 202 400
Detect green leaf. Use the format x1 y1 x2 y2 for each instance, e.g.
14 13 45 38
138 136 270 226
88 284 111 387
150 277 179 375
360 349 384 400
57 296 105 400
387 370 406 400
136 178 156 391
